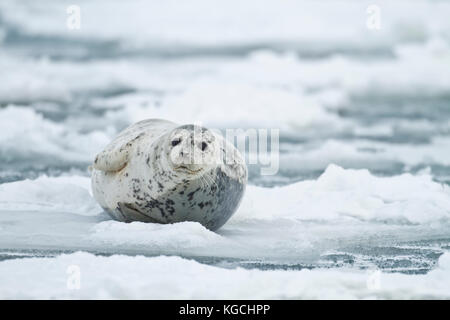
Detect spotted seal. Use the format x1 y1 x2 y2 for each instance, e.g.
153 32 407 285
91 119 247 231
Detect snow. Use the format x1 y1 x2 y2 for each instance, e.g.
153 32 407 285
0 251 449 299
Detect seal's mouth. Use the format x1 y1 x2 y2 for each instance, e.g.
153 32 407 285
175 165 202 174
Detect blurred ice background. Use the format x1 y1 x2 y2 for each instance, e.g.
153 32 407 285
0 0 450 299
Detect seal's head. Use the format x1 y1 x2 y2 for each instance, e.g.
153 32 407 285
164 124 221 176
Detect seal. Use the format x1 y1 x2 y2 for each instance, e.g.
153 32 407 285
91 119 247 231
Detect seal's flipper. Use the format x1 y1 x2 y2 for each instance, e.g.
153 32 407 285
93 139 133 172
93 130 147 172
117 202 163 223
93 119 176 172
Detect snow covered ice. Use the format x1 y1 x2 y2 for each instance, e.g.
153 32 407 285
2 251 450 299
0 0 450 299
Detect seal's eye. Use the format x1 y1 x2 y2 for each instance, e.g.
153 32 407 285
171 138 181 146
201 142 208 151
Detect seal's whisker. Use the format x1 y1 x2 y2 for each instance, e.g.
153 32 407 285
204 173 218 190
204 174 212 189
199 175 207 189
199 175 208 189
201 175 210 189
197 174 205 189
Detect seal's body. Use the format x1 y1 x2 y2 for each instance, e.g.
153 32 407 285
91 119 247 231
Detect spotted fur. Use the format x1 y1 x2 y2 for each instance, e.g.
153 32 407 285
91 119 247 231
